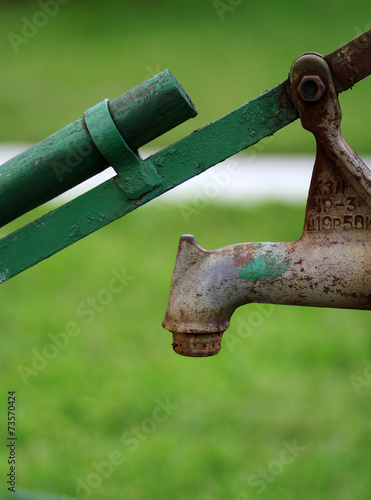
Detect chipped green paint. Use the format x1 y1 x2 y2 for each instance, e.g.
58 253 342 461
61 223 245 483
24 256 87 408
0 70 196 228
237 245 292 282
0 80 298 283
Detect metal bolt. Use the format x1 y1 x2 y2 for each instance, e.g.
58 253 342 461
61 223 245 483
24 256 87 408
297 75 326 102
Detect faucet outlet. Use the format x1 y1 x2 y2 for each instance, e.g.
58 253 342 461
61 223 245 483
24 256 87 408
171 332 223 357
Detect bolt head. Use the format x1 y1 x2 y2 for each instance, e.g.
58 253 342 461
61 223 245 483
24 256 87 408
297 75 326 102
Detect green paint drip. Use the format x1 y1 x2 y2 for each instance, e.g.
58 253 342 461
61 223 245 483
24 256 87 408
237 246 291 282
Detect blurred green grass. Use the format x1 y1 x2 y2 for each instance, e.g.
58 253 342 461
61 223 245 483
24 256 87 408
0 0 370 153
0 202 370 499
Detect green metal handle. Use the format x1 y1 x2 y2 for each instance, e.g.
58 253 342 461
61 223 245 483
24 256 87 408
0 70 197 227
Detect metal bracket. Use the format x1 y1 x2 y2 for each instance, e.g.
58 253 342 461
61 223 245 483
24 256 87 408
84 99 161 199
290 53 371 233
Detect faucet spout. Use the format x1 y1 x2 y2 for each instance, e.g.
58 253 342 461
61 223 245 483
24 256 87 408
163 234 370 356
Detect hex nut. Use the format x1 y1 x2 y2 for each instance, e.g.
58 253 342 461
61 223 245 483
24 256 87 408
297 75 326 102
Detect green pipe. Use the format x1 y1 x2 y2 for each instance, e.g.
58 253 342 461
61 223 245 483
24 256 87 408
0 70 197 228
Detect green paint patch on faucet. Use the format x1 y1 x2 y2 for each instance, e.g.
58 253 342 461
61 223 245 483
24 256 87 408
237 244 292 282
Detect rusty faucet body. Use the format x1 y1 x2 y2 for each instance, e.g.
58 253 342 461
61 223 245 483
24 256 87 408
163 53 371 357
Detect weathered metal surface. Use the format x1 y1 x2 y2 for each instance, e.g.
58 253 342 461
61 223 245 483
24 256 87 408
297 74 325 102
172 332 223 358
0 30 370 284
325 29 371 93
84 98 162 198
0 70 197 227
163 53 371 357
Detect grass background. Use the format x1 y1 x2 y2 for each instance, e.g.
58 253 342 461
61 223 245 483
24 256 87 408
0 1 371 499
1 203 371 500
0 0 370 153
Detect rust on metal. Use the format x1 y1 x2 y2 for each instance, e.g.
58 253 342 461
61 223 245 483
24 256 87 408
172 332 223 357
297 75 326 102
325 29 371 92
163 52 371 357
